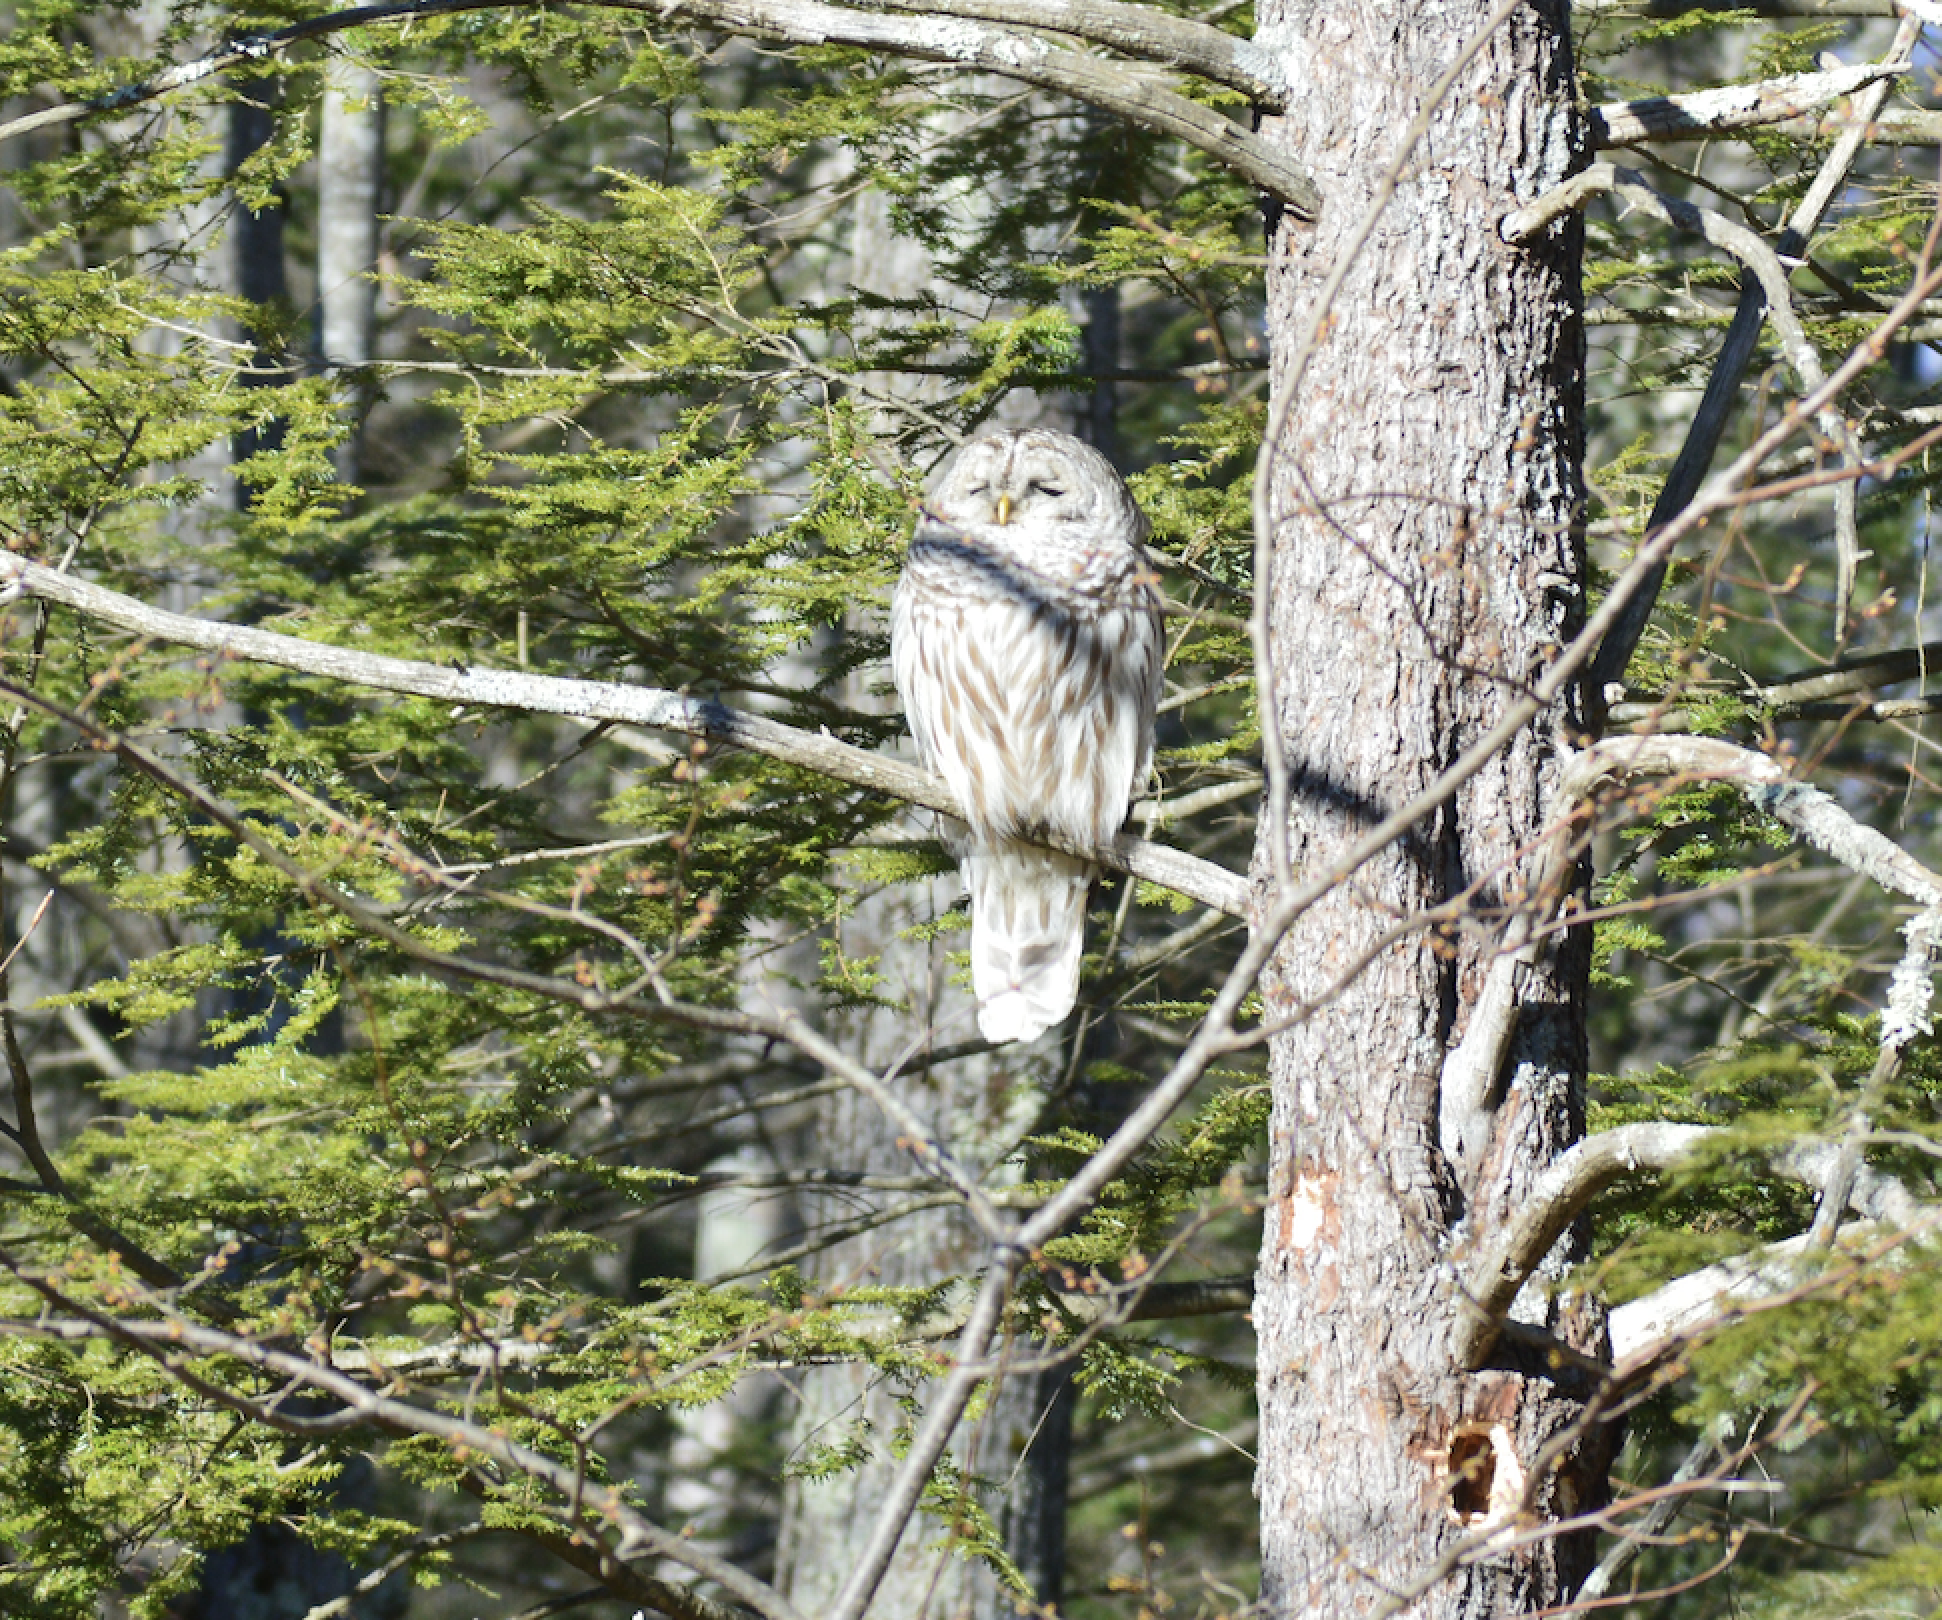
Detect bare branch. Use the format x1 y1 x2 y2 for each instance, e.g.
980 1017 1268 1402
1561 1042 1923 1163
1567 733 1942 908
1608 1212 1942 1362
0 0 1320 216
1457 1122 1714 1368
1437 942 1538 1178
1590 62 1906 147
846 0 1292 107
1575 16 1923 697
1773 107 1942 145
323 1272 1255 1379
0 554 1247 918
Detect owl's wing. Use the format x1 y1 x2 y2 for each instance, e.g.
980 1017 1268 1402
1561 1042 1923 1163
889 566 939 774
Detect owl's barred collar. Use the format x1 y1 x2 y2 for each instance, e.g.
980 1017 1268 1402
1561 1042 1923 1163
908 512 1158 615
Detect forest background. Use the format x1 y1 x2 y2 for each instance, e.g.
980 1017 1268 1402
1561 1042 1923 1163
8 2 1942 1618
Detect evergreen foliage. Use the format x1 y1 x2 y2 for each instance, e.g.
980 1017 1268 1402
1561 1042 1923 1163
1 3 1941 1617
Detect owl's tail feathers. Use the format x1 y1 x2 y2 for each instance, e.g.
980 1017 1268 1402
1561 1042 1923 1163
965 843 1094 1045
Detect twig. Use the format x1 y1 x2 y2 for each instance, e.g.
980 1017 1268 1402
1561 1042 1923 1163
0 1280 790 1620
1577 15 1924 697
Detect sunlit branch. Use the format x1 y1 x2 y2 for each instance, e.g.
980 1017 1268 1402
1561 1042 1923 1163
1455 1124 1930 1369
1567 734 1942 908
1608 1211 1942 1363
1590 61 1906 146
0 554 1248 918
0 0 1321 215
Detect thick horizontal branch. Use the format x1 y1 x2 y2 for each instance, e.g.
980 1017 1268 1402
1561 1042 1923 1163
1591 62 1906 147
0 555 1247 918
846 0 1291 107
0 0 1319 216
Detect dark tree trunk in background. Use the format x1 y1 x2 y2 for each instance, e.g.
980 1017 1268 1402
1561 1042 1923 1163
1249 3 1604 1613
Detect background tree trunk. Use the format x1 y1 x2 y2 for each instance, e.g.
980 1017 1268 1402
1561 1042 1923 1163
317 56 384 484
1250 3 1604 1613
775 115 1093 1616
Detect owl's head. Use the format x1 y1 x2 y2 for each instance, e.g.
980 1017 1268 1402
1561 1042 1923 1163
931 429 1150 552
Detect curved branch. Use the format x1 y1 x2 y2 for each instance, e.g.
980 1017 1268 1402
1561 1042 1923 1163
0 0 1320 216
1566 733 1942 908
0 554 1247 918
1456 1120 1930 1369
1457 1122 1715 1368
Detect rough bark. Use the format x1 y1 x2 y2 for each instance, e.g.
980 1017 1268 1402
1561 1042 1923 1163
1249 3 1603 1614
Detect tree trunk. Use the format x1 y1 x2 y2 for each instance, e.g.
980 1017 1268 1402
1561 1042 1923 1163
1250 3 1604 1614
317 56 385 484
775 123 1088 1618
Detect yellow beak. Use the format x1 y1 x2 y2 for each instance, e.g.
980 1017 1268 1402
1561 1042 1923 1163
994 492 1013 526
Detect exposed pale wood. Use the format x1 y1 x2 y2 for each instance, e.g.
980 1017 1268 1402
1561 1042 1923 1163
1590 62 1904 146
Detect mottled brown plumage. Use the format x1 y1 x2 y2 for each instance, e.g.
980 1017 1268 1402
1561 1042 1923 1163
892 429 1164 1044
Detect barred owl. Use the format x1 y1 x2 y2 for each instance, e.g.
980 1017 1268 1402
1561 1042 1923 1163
892 429 1165 1045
